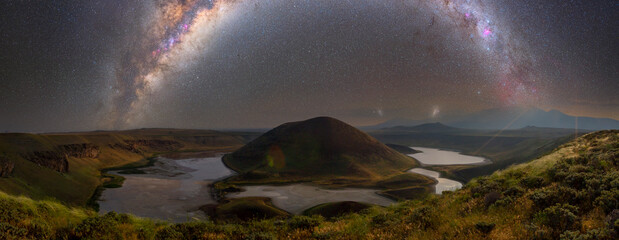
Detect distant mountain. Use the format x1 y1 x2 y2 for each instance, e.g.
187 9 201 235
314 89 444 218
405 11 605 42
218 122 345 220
447 107 619 130
385 122 460 133
361 118 427 130
371 107 619 130
223 116 418 179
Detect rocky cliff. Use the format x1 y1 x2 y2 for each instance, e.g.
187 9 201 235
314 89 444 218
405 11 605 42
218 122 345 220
0 155 15 177
23 151 70 173
23 143 101 173
109 139 183 154
58 143 100 158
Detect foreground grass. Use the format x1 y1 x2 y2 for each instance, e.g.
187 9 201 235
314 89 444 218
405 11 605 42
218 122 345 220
0 130 617 239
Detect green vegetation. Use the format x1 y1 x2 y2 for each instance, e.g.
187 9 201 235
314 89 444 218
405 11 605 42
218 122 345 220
0 130 616 239
0 129 247 206
303 201 373 219
372 125 580 182
202 197 290 222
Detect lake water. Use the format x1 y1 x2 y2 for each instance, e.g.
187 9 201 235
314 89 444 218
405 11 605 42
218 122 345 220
98 156 232 222
408 168 462 194
99 147 485 221
98 155 393 221
228 185 394 214
408 147 486 165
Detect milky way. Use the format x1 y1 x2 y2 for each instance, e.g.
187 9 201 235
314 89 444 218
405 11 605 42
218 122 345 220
429 0 540 104
106 0 543 128
1 0 616 131
106 0 238 128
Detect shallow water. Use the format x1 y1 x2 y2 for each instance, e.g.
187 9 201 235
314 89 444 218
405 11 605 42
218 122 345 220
98 156 233 222
99 147 484 220
228 184 395 214
409 168 462 194
408 146 486 165
98 156 393 220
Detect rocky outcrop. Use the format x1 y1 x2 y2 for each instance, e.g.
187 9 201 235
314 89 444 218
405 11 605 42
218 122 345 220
58 143 100 158
22 143 100 173
111 139 183 153
23 151 69 173
126 139 183 151
0 155 15 177
109 143 141 153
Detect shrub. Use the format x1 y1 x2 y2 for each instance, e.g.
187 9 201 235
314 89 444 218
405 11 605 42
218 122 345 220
530 187 580 209
371 212 402 227
548 161 570 181
535 204 579 235
521 176 546 189
408 206 438 230
475 221 495 234
560 228 613 240
0 198 34 224
0 223 28 240
492 196 514 207
594 189 619 214
71 212 131 239
564 172 594 190
484 191 502 207
243 231 277 240
155 226 183 240
503 186 525 197
470 178 502 198
166 221 219 239
287 215 322 231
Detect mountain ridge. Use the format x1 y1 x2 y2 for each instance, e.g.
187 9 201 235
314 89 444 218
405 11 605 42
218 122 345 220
368 107 619 130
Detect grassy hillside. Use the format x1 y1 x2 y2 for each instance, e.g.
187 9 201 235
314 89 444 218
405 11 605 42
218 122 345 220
0 129 247 206
371 126 581 182
223 117 430 187
0 130 615 239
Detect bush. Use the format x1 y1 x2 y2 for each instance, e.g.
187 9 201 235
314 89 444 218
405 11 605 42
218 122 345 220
484 191 502 207
165 221 219 239
408 206 438 230
470 177 502 198
475 221 495 234
371 212 401 227
503 186 525 197
530 187 580 209
287 215 322 231
564 172 594 190
594 189 619 214
0 223 28 240
521 176 546 189
71 212 131 239
155 227 183 240
492 196 514 207
243 231 277 240
560 228 613 240
0 198 34 224
535 204 579 235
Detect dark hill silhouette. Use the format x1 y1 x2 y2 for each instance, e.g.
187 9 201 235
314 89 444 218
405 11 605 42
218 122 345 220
368 107 619 130
385 122 460 133
223 117 417 179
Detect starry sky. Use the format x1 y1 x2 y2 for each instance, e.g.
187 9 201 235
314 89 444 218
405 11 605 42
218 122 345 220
0 0 617 132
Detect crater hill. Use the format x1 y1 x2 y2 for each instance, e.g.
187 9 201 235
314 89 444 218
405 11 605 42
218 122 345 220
222 117 431 187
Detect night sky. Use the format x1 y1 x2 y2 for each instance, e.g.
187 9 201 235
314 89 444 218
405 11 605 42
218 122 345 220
1 0 617 132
